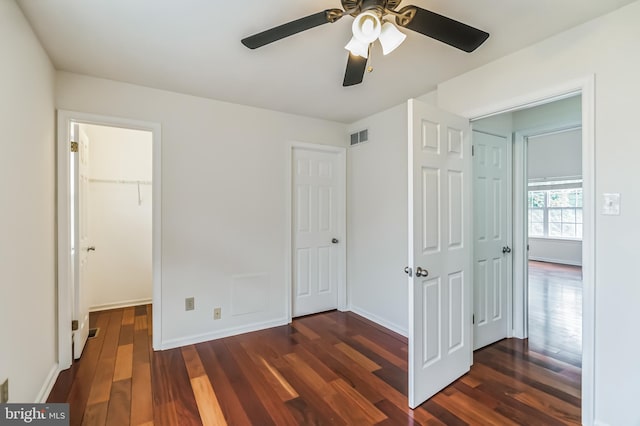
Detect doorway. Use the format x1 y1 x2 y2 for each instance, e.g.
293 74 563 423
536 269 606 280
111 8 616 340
470 90 590 418
77 123 153 311
525 125 583 366
57 111 162 370
287 142 347 319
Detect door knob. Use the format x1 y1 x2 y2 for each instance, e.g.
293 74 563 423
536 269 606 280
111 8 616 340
415 267 429 278
87 246 96 252
502 246 511 254
331 238 339 244
404 266 413 277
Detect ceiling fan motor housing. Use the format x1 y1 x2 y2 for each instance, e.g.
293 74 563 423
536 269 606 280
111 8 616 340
342 0 402 17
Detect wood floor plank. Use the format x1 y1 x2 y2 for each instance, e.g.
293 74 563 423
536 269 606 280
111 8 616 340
81 400 108 426
158 349 202 426
252 353 299 401
290 321 321 341
330 378 387 424
122 307 135 325
181 345 207 379
189 376 228 426
207 339 274 425
195 343 253 426
63 310 111 426
334 342 381 372
131 328 153 426
433 390 519 426
105 379 131 426
180 345 227 426
134 315 148 331
512 391 581 425
225 338 299 426
113 343 134 382
352 334 408 370
86 310 123 406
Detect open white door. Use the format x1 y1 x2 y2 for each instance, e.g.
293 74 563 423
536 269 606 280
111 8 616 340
292 146 345 317
73 126 91 359
472 131 511 349
407 99 472 408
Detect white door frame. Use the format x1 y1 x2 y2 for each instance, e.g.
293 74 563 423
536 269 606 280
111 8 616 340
56 110 162 370
285 142 347 321
467 75 595 425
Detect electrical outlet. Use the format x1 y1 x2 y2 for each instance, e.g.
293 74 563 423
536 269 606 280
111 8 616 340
213 307 221 320
1 378 8 403
185 297 195 311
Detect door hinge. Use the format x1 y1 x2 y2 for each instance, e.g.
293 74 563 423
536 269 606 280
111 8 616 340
71 320 78 331
472 314 475 325
472 145 474 156
70 141 78 153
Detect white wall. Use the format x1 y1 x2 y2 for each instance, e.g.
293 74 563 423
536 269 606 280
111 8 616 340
434 2 640 424
56 73 347 348
0 0 57 402
528 129 582 180
347 103 408 335
82 124 153 310
473 111 513 136
528 238 582 266
512 95 581 131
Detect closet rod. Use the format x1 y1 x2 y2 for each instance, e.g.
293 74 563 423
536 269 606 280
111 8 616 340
89 178 152 185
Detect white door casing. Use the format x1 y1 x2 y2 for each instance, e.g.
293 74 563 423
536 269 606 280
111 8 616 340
407 99 473 408
292 146 345 317
73 127 91 359
58 110 162 369
472 131 511 350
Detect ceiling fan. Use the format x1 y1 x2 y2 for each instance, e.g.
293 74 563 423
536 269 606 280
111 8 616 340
241 0 489 86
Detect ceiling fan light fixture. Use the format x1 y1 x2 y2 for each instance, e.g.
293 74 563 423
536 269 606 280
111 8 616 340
344 36 370 58
379 21 407 55
351 11 382 44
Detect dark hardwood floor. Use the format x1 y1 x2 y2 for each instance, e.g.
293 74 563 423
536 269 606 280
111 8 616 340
48 301 580 425
528 260 583 368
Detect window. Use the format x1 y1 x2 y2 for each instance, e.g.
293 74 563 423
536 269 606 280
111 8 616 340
528 181 582 239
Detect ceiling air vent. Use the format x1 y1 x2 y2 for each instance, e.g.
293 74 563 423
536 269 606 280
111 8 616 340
350 129 369 146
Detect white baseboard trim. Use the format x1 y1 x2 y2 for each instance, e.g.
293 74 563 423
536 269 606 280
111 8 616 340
349 306 408 338
528 256 582 267
159 317 290 350
36 364 60 403
90 298 152 312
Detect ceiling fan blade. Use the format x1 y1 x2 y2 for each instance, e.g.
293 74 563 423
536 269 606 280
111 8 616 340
397 6 489 52
242 9 343 49
343 53 368 87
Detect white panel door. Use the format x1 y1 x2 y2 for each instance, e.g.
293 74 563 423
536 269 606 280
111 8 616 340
73 127 91 359
292 148 343 317
407 99 472 408
473 131 511 350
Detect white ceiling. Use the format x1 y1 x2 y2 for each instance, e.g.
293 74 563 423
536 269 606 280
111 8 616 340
17 0 634 123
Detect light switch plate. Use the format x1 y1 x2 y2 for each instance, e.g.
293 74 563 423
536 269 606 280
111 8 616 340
602 193 621 215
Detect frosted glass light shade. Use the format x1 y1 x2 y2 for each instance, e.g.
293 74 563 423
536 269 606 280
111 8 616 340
345 37 369 58
352 11 381 44
379 22 407 55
